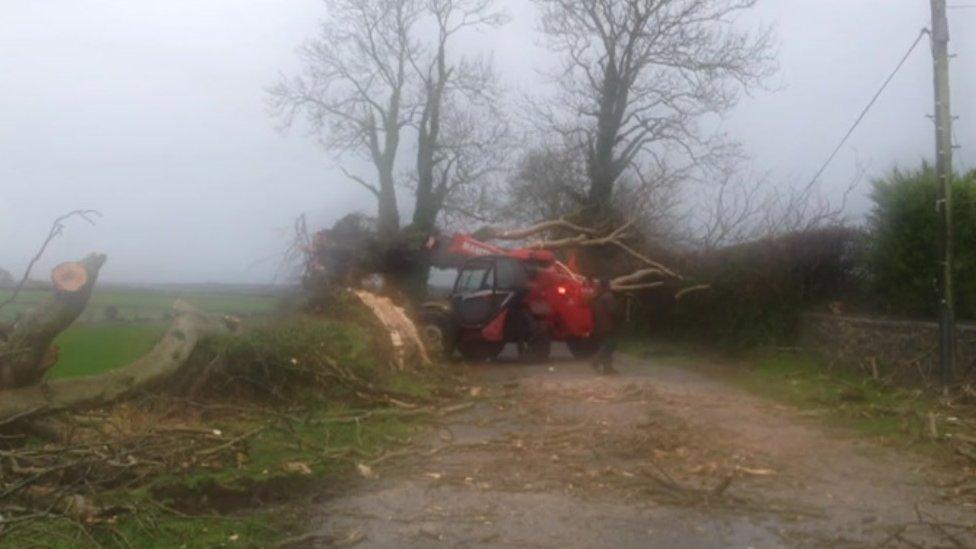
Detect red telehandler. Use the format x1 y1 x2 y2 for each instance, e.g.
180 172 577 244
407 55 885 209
419 233 602 362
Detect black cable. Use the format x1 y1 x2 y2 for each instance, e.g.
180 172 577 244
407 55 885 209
803 29 930 192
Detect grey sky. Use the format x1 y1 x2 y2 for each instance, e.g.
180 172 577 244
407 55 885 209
1 1 972 284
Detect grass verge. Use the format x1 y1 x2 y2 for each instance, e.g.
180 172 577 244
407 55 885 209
621 337 949 451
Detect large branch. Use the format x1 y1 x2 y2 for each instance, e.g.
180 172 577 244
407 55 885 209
0 301 239 425
0 253 107 389
472 219 597 241
475 217 684 286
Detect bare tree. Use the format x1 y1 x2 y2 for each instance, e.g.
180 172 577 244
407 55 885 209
269 0 422 238
531 0 775 217
691 164 861 251
410 0 509 233
502 146 589 226
270 0 507 242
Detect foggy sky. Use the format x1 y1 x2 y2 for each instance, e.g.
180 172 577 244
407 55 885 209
1 1 973 284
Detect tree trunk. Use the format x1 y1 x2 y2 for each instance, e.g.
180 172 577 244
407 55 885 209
377 171 400 239
0 301 238 425
0 253 107 389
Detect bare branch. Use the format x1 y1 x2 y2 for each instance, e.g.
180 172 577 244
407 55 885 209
530 0 776 210
0 210 101 314
340 166 381 197
675 283 711 300
473 219 596 241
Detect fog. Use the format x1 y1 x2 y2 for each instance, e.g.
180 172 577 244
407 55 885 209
1 0 972 284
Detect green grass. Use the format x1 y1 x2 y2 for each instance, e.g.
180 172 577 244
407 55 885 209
0 288 277 322
0 404 425 548
622 336 941 446
735 353 938 442
169 406 418 490
4 507 288 549
49 323 167 379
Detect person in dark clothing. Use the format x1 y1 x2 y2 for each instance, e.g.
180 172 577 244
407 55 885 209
590 278 617 375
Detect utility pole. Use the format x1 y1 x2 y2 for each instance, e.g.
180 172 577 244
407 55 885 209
931 0 955 387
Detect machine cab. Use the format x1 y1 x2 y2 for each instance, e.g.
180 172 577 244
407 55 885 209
451 257 530 328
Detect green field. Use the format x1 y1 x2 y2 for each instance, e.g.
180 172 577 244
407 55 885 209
1 287 280 380
0 287 278 322
50 323 168 379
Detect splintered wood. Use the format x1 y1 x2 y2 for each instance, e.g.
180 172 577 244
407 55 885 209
352 290 431 370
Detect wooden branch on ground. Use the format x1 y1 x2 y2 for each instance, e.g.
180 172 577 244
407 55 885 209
0 253 107 389
0 301 239 425
674 284 711 300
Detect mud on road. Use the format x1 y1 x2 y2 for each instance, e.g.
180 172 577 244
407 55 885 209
311 347 976 548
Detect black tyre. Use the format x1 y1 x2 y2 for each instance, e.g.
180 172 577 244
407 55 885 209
457 341 505 362
567 338 601 359
419 309 456 358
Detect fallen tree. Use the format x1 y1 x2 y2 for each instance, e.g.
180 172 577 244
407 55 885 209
473 217 703 295
305 213 707 299
0 299 239 425
0 253 108 389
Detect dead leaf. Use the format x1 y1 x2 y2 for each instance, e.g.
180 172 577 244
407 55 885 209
736 466 776 476
282 461 313 476
357 463 376 479
329 528 365 547
469 386 483 397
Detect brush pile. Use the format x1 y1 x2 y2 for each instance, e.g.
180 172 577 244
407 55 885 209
0 262 448 545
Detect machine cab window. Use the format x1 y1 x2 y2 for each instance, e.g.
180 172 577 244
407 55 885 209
494 258 528 290
454 262 492 294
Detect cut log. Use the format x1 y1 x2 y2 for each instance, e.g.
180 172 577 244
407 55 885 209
0 253 107 389
51 261 90 293
0 300 239 425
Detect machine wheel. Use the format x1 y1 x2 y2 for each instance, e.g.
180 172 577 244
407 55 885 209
457 341 505 362
419 308 456 359
567 338 601 360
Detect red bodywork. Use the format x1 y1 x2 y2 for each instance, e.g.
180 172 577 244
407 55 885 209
434 234 596 344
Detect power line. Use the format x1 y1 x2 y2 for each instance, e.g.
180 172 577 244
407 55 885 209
803 29 930 192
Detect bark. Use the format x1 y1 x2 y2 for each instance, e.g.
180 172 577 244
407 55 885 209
377 176 401 239
0 253 107 389
0 300 239 425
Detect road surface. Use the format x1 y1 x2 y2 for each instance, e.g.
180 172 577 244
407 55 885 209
311 346 975 548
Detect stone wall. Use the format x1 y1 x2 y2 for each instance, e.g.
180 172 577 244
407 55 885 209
800 313 976 385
